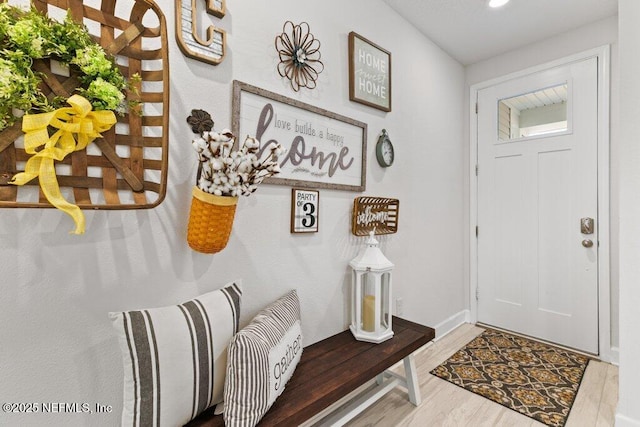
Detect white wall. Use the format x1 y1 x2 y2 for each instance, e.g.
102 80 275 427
615 1 640 425
464 16 620 350
0 1 465 425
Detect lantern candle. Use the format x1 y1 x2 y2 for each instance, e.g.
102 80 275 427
349 230 394 343
363 295 375 332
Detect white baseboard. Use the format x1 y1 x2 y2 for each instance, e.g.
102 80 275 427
600 347 620 366
608 346 619 365
434 310 470 340
616 413 640 427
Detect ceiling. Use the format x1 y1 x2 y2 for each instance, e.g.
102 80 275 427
382 0 618 65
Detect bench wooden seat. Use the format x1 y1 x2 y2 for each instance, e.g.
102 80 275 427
187 316 435 427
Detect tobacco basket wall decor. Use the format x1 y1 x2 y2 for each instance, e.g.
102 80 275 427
0 0 169 216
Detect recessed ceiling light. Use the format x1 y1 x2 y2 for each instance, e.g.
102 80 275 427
489 0 510 8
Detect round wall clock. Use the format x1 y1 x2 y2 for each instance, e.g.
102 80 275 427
376 129 394 167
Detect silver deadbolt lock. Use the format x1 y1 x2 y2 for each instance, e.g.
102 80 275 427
581 217 594 235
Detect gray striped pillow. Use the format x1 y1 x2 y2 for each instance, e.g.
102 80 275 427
224 289 302 427
109 282 241 427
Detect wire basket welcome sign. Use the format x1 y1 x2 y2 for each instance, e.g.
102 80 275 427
352 197 399 236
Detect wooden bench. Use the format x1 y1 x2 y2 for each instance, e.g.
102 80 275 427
187 317 435 426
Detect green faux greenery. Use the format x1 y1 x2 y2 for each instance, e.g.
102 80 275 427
0 3 138 132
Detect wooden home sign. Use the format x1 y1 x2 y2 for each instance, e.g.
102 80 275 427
232 81 367 192
351 197 399 236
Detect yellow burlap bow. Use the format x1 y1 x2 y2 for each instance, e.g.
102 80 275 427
10 95 117 234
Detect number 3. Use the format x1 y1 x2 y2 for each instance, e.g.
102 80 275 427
302 202 316 228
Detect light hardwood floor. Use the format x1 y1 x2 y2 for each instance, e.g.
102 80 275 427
347 323 618 427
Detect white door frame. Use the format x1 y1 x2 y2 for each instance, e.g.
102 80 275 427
469 46 613 362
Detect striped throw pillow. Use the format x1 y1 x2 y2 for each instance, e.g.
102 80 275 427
109 282 242 427
224 289 302 427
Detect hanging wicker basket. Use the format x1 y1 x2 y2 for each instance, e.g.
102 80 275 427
187 186 238 254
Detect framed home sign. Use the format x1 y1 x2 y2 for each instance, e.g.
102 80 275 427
232 81 367 192
291 189 319 233
348 32 392 112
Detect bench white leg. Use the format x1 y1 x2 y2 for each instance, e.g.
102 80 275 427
315 377 402 426
403 354 421 406
312 354 423 426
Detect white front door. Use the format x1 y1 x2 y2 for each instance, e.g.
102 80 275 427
477 57 599 354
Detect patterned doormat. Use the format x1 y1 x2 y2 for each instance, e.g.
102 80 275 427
430 328 590 427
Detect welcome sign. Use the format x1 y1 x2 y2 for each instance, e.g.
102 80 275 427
232 81 367 192
352 196 399 236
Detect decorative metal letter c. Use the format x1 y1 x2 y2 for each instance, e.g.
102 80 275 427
176 0 226 65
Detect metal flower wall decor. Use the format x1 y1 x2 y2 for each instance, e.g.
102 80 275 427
275 21 324 92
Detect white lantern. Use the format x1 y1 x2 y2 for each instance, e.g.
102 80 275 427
349 231 394 343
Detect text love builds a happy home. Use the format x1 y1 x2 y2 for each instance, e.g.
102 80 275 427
255 103 354 178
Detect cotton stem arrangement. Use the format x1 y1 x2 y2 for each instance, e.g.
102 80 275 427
191 127 283 197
